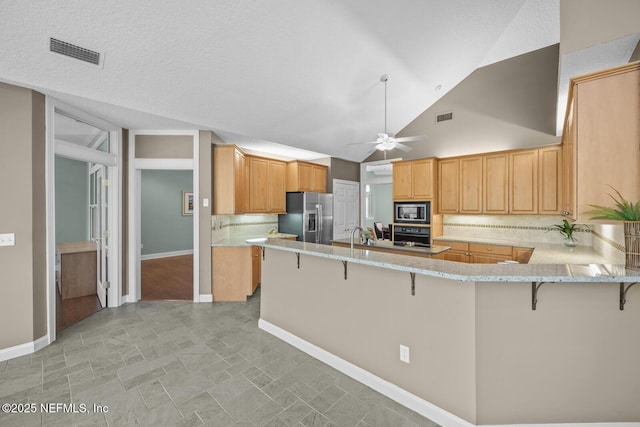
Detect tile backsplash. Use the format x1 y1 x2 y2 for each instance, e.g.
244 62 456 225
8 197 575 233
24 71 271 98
211 214 278 243
442 215 593 245
442 215 625 261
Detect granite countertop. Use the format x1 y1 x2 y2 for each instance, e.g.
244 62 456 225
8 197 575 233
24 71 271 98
212 233 297 247
256 239 638 283
434 234 610 265
332 238 450 256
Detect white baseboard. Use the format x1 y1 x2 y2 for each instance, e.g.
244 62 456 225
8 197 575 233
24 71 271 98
259 319 640 427
258 319 473 427
141 249 193 260
123 294 137 304
0 335 49 362
198 294 213 303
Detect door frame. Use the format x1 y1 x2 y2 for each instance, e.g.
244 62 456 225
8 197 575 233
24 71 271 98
45 97 122 345
359 159 398 227
127 130 200 303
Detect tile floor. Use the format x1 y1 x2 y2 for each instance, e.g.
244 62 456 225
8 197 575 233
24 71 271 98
0 290 440 427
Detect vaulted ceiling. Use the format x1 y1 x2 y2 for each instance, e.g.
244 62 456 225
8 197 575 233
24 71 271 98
0 0 560 162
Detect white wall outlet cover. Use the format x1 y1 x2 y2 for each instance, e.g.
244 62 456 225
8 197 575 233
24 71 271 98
400 344 410 363
0 233 16 247
203 198 209 207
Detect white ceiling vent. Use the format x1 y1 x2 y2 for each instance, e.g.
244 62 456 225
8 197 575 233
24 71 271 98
436 112 454 123
49 38 103 68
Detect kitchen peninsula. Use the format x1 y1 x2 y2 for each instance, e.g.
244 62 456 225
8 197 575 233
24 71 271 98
257 239 640 426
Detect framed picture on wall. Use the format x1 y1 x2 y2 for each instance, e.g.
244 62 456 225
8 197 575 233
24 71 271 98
182 191 194 215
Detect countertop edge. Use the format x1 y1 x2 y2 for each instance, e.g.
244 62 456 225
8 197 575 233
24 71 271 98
258 240 638 283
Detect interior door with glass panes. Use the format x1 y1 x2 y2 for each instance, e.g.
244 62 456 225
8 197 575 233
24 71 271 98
90 164 108 307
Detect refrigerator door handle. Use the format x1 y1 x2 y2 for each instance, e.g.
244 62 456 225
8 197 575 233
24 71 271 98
316 205 321 243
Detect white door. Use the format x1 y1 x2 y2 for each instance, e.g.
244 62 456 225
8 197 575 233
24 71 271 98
90 164 108 307
333 180 360 240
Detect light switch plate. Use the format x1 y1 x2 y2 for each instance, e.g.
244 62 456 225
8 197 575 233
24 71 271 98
0 233 16 247
203 198 209 207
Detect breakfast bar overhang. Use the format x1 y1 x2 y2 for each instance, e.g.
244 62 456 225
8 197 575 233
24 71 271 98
257 240 640 427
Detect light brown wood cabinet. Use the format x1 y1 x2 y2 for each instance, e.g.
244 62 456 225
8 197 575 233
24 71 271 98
213 145 248 214
432 240 469 262
509 149 538 214
286 160 327 193
438 158 459 213
560 62 640 221
538 145 563 215
211 245 261 301
392 158 435 200
459 156 482 213
248 156 287 213
483 153 509 214
468 243 512 263
432 239 532 264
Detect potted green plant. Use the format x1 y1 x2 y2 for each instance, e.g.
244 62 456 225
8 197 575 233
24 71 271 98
584 186 640 270
550 219 578 247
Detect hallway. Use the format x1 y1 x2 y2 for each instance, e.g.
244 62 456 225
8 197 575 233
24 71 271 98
0 291 437 427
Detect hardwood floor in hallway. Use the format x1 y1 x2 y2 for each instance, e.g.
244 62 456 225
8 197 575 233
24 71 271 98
141 254 193 301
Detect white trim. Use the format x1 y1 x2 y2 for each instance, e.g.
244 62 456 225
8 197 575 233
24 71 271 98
134 158 194 170
259 319 640 427
45 98 57 346
55 139 117 166
0 335 48 363
258 319 472 427
198 294 213 303
128 129 200 303
141 249 193 260
46 97 124 353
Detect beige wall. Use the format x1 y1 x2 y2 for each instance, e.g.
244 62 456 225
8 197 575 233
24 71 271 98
261 247 640 424
135 134 193 158
560 0 640 54
367 45 560 162
0 82 47 350
476 281 640 424
261 249 478 423
198 131 213 295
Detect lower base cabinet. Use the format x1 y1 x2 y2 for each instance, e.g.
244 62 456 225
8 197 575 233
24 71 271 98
211 246 261 301
432 240 532 264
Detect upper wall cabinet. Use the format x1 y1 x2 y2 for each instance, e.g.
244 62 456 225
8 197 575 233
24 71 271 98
459 156 482 214
286 161 327 193
248 156 287 214
393 158 435 201
435 146 560 215
213 145 247 214
538 145 563 215
509 149 538 214
438 158 459 213
561 62 640 221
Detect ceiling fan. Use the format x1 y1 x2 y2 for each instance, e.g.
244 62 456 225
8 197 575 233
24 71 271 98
356 74 426 158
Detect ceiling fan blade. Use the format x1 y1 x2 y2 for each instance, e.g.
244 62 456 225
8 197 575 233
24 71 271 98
394 143 413 152
394 135 427 143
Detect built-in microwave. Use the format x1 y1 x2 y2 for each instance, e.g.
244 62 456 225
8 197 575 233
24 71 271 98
394 201 430 224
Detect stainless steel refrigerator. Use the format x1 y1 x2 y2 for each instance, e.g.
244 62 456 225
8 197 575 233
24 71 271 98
278 192 333 244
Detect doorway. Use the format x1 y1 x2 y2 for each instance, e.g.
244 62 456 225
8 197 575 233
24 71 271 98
51 109 118 333
140 169 194 301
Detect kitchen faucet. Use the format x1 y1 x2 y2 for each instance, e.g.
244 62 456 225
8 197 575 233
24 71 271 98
350 226 365 251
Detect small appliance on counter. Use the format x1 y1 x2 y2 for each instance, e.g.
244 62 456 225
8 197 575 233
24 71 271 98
278 192 333 245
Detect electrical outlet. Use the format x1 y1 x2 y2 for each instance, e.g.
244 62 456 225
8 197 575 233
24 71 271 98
399 345 410 363
0 233 16 247
203 198 209 207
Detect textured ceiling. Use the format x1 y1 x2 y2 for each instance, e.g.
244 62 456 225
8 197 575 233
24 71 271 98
0 0 559 162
